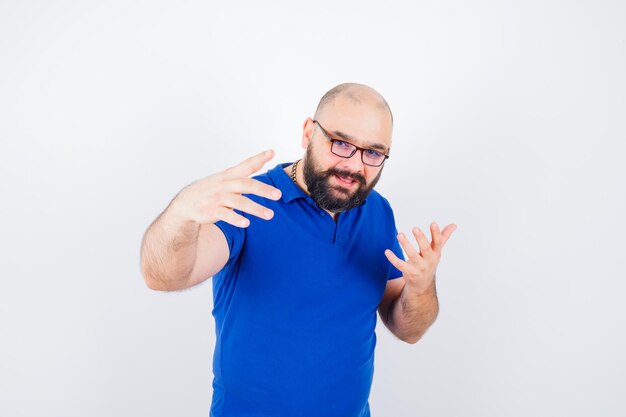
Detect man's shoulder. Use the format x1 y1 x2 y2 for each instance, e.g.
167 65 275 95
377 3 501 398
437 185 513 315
251 171 273 184
244 163 292 204
365 188 394 212
251 162 288 186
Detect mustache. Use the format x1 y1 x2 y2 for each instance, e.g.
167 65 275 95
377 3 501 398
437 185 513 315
323 168 366 186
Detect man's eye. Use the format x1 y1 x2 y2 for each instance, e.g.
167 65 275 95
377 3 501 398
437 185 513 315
334 140 351 149
365 149 383 158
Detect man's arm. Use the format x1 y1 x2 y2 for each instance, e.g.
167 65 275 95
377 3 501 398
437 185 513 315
140 150 282 291
140 204 229 291
380 222 457 343
378 277 439 344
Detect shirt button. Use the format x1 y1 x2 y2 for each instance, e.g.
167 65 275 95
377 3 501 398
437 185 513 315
319 211 325 216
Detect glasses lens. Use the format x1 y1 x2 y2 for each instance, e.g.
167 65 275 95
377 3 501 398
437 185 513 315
363 149 385 166
331 140 356 157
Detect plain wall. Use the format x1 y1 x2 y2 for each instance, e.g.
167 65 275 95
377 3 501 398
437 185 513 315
1 1 625 416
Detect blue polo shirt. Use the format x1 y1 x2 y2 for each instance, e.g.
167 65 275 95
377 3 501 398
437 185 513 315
210 162 405 417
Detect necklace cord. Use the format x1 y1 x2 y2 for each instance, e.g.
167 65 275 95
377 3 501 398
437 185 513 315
291 159 300 183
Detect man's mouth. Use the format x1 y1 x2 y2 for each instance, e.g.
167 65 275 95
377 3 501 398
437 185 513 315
334 174 357 188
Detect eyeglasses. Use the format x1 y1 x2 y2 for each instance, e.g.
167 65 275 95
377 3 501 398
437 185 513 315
312 120 390 167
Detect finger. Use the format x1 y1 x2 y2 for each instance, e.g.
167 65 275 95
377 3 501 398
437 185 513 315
221 149 275 180
440 224 458 247
411 227 433 256
221 194 275 221
384 249 410 274
213 206 250 228
397 232 421 261
431 222 443 251
222 178 282 201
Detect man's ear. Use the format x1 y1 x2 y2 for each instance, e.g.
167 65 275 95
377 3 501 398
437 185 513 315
301 117 315 149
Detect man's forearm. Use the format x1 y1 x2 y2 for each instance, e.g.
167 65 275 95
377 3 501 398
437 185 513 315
387 280 439 344
140 206 200 291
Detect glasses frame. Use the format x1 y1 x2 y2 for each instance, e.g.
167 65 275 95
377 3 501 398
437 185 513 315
312 119 390 167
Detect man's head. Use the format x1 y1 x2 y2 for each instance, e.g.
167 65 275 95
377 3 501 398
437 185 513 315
300 83 393 213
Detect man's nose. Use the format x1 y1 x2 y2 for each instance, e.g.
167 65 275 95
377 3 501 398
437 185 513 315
338 150 365 175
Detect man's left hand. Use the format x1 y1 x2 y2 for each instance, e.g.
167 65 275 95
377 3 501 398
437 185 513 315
384 222 457 295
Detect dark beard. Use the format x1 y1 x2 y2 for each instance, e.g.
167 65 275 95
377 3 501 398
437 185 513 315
302 150 382 213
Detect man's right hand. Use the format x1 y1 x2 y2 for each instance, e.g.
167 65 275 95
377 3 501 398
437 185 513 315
170 150 282 228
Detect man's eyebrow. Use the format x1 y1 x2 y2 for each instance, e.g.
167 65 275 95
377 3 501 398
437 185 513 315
331 129 389 153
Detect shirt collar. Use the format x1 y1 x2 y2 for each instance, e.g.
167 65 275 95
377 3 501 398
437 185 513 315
267 162 308 203
267 162 368 207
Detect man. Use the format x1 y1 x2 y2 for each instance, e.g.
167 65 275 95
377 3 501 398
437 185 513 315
140 83 456 417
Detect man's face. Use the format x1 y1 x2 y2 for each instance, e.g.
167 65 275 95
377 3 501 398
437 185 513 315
302 141 384 212
301 97 393 213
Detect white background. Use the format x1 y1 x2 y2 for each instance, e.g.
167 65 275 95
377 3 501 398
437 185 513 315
1 1 625 416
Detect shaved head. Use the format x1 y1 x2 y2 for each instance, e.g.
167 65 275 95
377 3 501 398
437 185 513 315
313 82 393 124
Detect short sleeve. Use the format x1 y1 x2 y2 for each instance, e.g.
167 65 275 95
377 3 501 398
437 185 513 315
387 233 405 280
213 216 245 267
